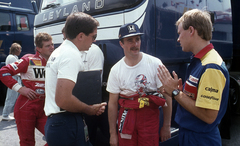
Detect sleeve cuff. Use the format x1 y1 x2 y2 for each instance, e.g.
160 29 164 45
12 83 22 92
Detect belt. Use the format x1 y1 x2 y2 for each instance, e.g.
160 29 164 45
48 111 83 118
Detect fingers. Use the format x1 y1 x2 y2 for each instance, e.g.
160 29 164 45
158 65 171 81
27 90 37 100
161 135 171 142
172 71 179 81
157 66 165 83
178 78 183 91
178 78 182 85
157 65 164 81
96 109 104 116
101 102 107 106
161 65 172 77
157 69 163 82
96 103 107 116
160 125 171 142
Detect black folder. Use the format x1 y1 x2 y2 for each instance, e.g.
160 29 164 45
72 70 102 105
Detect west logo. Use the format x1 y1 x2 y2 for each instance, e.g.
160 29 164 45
33 68 45 78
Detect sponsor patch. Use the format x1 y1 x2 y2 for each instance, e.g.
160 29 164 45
35 89 45 94
10 63 18 70
16 59 23 64
189 75 198 84
50 57 56 62
35 83 45 88
33 68 45 78
183 81 197 100
200 94 219 101
2 73 11 77
205 87 219 93
119 109 128 133
29 59 42 66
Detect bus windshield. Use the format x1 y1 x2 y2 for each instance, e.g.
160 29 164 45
41 0 77 9
40 0 144 13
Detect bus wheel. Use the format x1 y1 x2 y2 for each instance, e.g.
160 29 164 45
229 78 240 115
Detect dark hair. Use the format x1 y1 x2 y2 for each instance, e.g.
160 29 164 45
35 32 52 48
62 26 66 40
62 26 65 34
9 43 21 55
65 12 99 40
120 38 124 44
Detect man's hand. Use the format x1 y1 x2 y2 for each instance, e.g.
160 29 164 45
178 78 183 91
160 125 171 142
91 102 107 116
157 65 180 95
18 86 38 100
109 132 118 146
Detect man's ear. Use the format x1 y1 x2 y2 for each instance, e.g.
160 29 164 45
189 26 195 36
36 47 41 53
119 39 124 48
119 40 122 47
77 32 84 41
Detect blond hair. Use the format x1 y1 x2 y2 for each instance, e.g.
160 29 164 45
9 43 21 55
176 9 212 41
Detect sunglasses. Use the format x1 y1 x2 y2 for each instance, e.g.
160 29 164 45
92 34 97 41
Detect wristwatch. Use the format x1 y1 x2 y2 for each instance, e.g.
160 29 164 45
172 89 180 98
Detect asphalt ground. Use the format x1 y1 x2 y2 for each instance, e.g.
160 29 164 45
0 106 46 146
221 114 240 146
0 105 240 146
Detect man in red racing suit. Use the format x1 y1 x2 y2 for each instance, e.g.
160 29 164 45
0 33 54 146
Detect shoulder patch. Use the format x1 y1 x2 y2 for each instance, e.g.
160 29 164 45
184 81 197 100
2 73 11 77
189 75 198 84
29 59 42 66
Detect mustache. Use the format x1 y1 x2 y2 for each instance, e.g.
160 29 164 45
130 47 139 50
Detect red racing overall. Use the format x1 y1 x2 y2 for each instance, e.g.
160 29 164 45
118 92 166 146
0 52 48 146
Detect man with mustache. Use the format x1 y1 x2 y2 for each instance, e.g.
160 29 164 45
107 23 172 146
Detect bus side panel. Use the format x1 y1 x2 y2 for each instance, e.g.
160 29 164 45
230 0 240 71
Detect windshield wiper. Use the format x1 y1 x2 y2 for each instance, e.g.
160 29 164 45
42 3 60 10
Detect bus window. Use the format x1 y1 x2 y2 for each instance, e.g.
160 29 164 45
16 15 29 31
42 0 72 9
40 0 143 14
0 12 11 31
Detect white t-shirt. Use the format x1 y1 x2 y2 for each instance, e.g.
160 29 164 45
6 54 21 77
5 54 18 65
44 40 85 116
81 44 104 82
106 52 163 95
84 44 104 71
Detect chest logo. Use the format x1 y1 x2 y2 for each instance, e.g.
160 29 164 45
33 68 45 78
